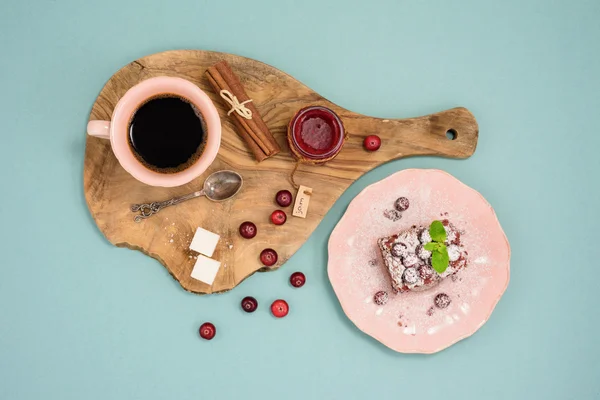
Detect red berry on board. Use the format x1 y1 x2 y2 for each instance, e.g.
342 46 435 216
239 221 257 239
290 272 306 288
199 322 216 340
363 135 381 151
276 190 293 207
271 299 289 318
260 248 278 267
270 210 287 225
241 296 258 313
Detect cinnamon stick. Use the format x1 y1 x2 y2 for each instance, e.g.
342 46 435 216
205 73 267 161
205 61 280 162
205 70 271 155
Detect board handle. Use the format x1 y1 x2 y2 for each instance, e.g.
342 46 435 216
343 107 479 161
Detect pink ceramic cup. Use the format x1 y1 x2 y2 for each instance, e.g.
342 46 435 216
87 76 221 187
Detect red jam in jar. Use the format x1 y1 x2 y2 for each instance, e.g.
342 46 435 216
288 106 345 162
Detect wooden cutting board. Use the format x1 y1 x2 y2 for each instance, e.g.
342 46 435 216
84 50 478 294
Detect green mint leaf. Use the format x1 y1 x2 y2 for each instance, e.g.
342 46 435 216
431 247 450 274
438 243 447 253
423 242 438 252
429 220 447 243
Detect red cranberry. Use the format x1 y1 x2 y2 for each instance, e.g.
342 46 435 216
260 248 278 267
199 322 216 340
270 210 287 225
418 264 435 280
402 254 420 268
275 190 293 207
241 296 258 313
391 243 408 258
373 291 389 305
290 272 306 288
419 228 432 244
447 245 461 262
363 135 381 151
403 267 419 284
239 221 257 239
394 197 410 211
434 293 451 309
271 299 289 318
416 244 432 260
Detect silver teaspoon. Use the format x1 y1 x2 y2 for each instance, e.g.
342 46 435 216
131 170 243 223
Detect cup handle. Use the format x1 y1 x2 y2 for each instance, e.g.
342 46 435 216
87 120 111 140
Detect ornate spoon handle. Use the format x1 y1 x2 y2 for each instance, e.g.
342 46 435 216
131 190 205 222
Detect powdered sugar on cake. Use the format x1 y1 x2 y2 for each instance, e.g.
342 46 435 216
377 220 468 293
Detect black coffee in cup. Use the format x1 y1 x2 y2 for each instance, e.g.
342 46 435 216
128 95 207 173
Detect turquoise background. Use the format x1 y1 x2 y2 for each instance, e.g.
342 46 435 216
1 0 599 398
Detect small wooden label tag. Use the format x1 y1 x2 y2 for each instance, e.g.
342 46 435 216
292 185 312 218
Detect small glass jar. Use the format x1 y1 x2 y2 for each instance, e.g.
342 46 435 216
287 106 345 163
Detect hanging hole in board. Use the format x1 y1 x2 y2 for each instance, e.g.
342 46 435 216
446 129 457 140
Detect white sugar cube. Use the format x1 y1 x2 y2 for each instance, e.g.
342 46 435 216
190 255 221 285
189 227 220 257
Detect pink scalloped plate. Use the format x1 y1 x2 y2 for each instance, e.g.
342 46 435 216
327 169 510 354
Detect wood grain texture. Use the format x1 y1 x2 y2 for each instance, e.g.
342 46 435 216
84 50 479 294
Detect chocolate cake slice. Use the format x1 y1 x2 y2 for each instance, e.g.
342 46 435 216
377 220 468 293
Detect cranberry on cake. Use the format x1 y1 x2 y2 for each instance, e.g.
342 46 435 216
377 219 467 293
